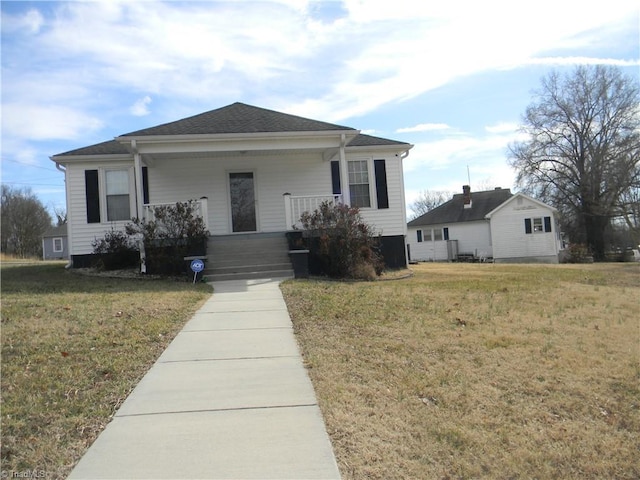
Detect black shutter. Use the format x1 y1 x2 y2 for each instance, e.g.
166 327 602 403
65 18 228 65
524 218 532 234
444 227 449 241
544 216 552 233
374 159 389 209
142 167 149 205
330 161 341 195
417 230 423 243
85 170 100 224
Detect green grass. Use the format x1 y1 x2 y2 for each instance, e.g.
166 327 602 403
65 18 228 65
281 262 640 479
1 263 211 479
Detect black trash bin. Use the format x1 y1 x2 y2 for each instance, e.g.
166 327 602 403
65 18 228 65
289 250 309 279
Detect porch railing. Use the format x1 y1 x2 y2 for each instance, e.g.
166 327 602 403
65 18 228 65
284 194 342 230
142 198 209 231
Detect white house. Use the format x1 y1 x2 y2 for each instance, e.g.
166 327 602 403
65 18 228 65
485 193 562 263
50 102 413 275
407 186 562 263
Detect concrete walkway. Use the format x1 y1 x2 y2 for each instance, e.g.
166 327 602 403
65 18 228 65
68 278 341 480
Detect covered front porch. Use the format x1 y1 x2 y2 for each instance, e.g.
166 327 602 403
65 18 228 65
125 130 357 238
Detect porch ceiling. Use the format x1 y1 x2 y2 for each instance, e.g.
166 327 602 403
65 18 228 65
142 147 338 164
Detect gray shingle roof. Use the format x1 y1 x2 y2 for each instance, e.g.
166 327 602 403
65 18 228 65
347 133 410 147
42 224 67 237
53 102 411 157
55 139 130 157
408 188 513 227
121 102 356 136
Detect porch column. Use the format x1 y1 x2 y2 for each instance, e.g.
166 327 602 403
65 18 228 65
339 133 350 206
283 193 293 230
132 143 147 273
133 151 145 219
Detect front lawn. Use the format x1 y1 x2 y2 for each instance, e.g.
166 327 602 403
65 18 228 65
0 264 211 479
281 263 640 479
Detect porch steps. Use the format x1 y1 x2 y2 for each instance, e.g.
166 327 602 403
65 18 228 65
204 233 294 281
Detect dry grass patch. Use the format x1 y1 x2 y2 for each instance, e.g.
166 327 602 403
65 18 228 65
1 264 211 479
281 262 640 479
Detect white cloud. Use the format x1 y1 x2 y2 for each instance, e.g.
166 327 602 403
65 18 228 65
130 96 152 117
397 123 451 133
1 8 44 34
404 127 524 174
1 104 103 141
484 122 519 134
525 57 640 67
359 129 377 135
1 0 637 144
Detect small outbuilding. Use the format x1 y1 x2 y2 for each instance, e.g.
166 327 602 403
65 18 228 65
407 186 563 263
485 192 563 264
42 225 69 260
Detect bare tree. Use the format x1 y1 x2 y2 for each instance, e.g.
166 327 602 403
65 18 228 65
1 185 53 258
52 205 67 226
409 190 453 220
508 65 640 260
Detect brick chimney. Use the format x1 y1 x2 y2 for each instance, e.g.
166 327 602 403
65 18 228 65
462 185 472 209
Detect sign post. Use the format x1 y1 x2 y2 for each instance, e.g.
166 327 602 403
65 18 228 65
190 258 205 284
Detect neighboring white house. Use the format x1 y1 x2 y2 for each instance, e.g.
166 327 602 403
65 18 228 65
407 186 562 263
50 102 413 270
42 224 68 260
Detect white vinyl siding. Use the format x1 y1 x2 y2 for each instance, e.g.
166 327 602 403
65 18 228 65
488 196 560 263
407 221 492 262
353 154 406 236
66 161 135 255
65 149 408 255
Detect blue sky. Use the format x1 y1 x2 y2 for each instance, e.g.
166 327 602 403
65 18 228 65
1 0 638 218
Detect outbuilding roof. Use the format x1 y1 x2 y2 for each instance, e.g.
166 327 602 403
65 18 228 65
408 188 513 227
42 224 68 238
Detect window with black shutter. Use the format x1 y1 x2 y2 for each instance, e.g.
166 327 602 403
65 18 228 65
374 159 389 209
330 161 341 195
85 170 100 224
142 166 149 205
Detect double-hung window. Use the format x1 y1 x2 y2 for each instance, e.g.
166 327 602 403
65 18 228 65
105 169 131 221
53 238 63 253
85 167 136 224
525 216 552 234
348 160 371 208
